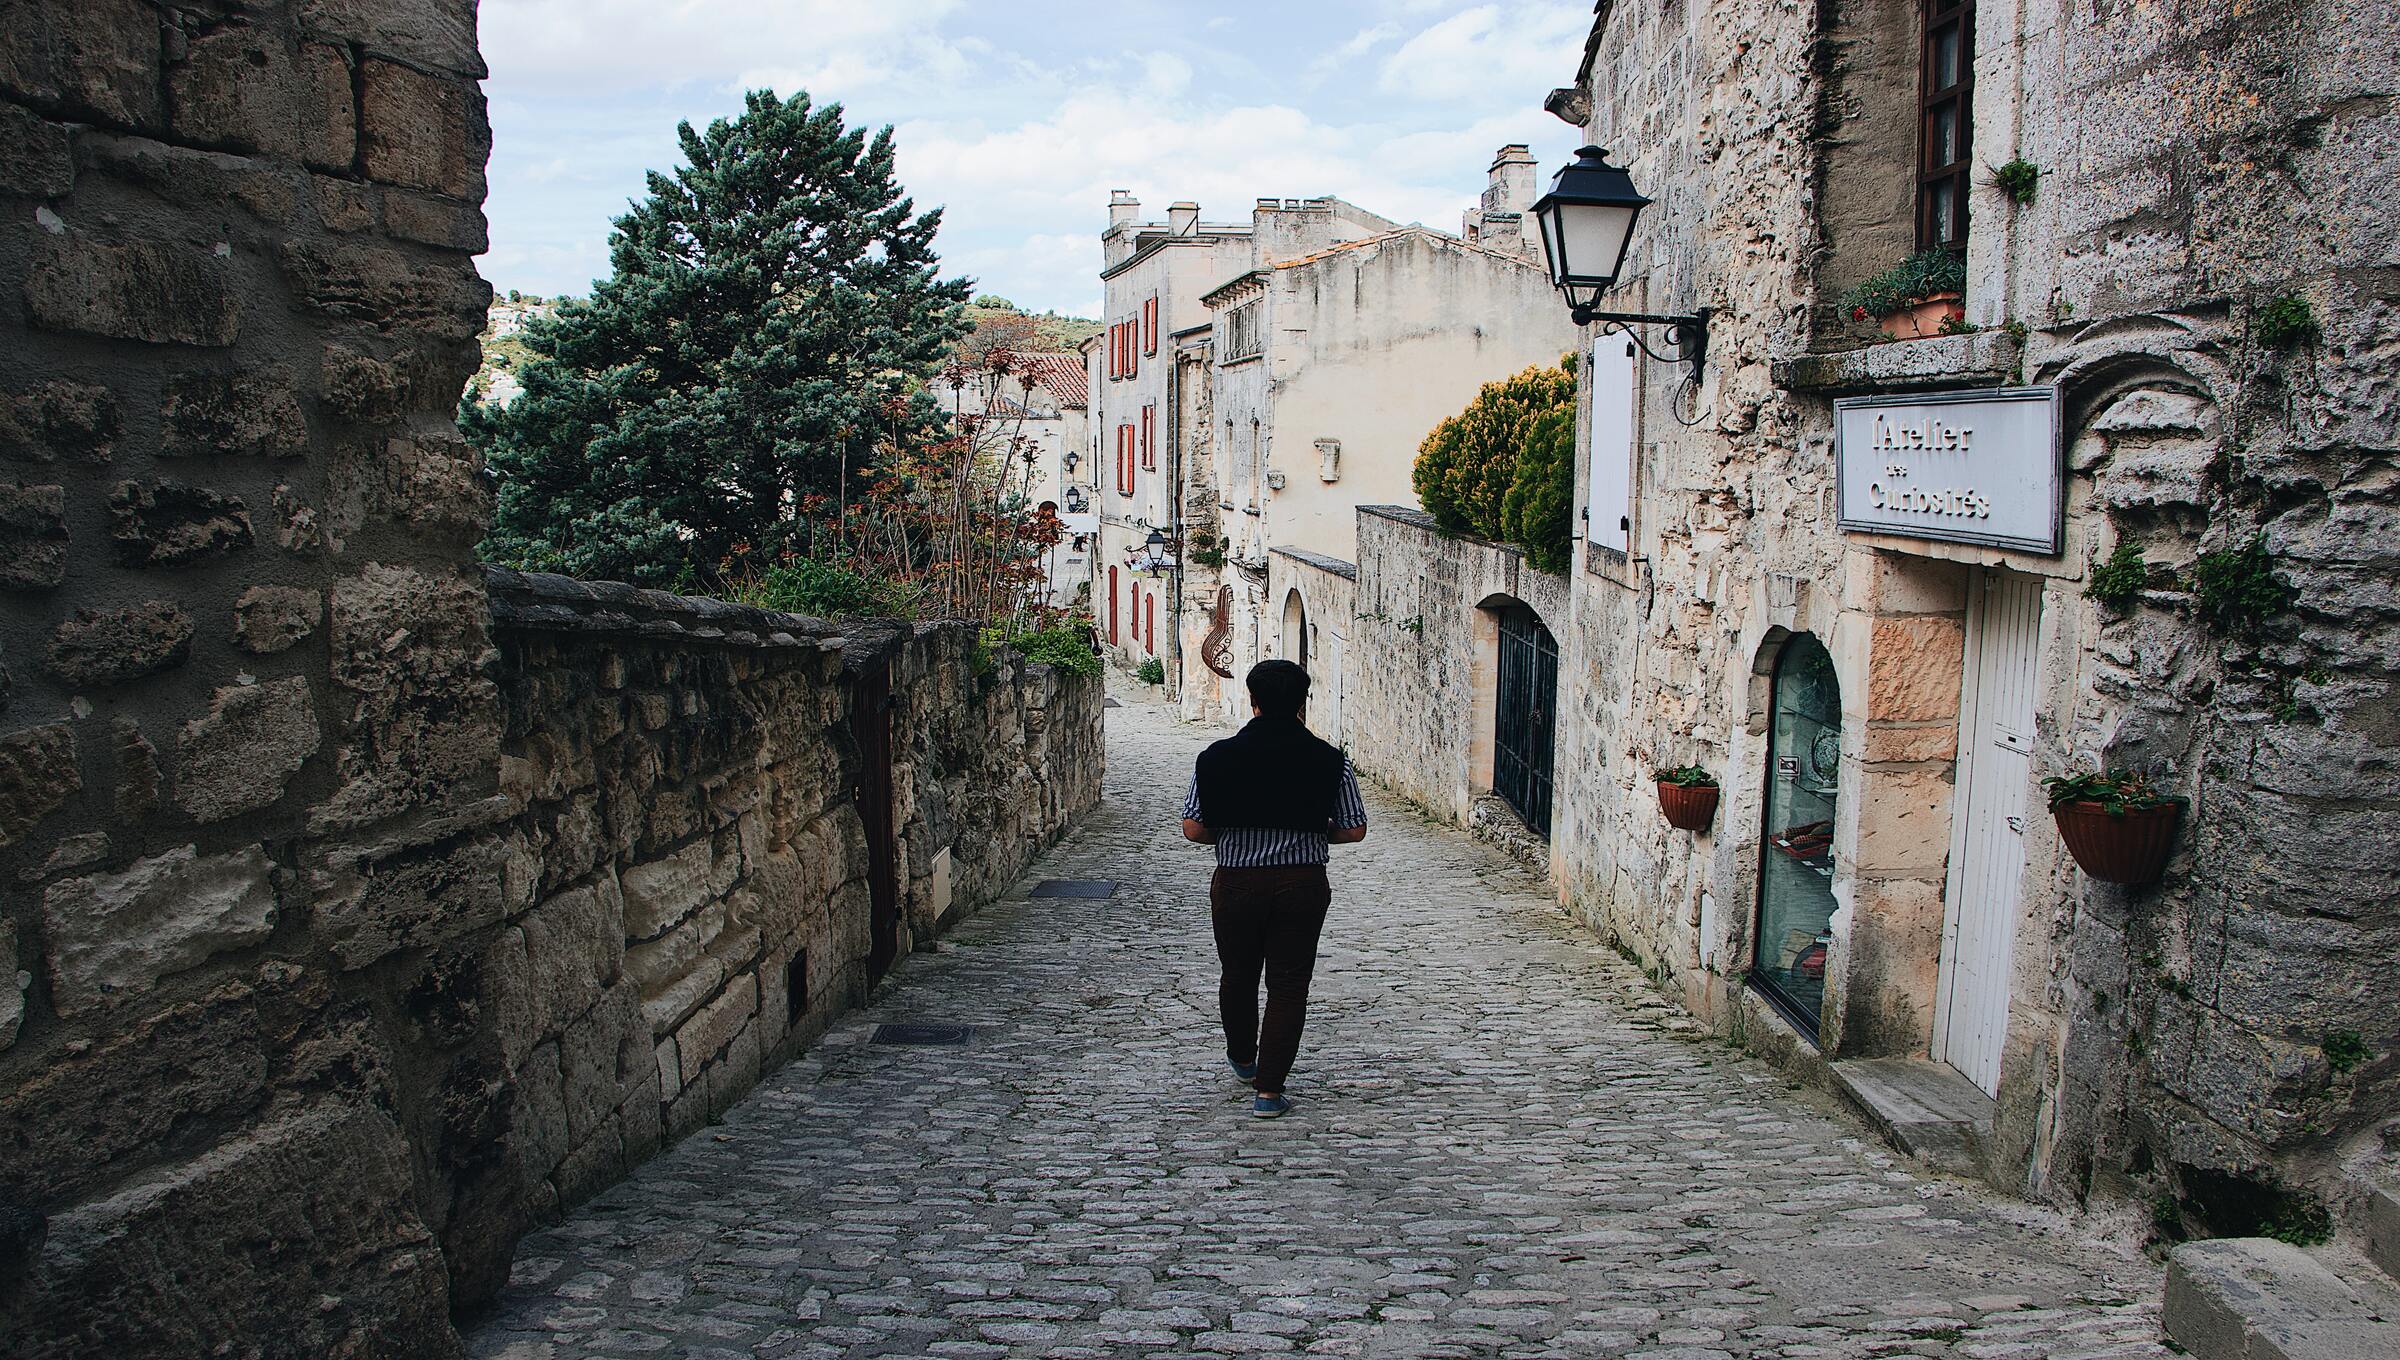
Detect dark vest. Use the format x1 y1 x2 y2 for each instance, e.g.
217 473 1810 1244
1194 716 1345 833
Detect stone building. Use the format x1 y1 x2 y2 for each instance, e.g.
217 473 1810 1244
1339 0 2400 1255
0 4 1102 1353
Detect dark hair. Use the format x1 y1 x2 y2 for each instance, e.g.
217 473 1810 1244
1246 659 1310 718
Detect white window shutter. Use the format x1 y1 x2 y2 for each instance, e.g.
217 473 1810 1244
1586 337 1636 558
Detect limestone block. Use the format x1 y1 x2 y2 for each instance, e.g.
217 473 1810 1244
1 380 118 462
232 585 318 654
279 239 491 339
359 58 484 199
332 433 490 539
319 345 412 424
167 21 355 171
174 677 319 822
0 101 73 197
481 925 536 1070
1851 770 1952 878
318 562 499 831
1859 721 1956 764
26 238 239 347
46 600 194 686
521 880 624 1040
676 973 758 1087
15 1102 458 1359
0 0 163 128
638 955 728 1037
0 982 266 1200
42 844 276 1014
654 1035 681 1103
309 830 504 970
384 189 490 252
559 981 642 1148
0 721 79 847
621 839 715 940
161 369 307 458
2164 1236 2398 1360
0 918 23 1050
1865 615 1964 722
298 0 487 78
311 174 375 233
111 717 159 819
0 481 69 588
108 479 253 568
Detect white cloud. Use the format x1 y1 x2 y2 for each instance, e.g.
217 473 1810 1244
478 0 968 95
1378 2 1589 103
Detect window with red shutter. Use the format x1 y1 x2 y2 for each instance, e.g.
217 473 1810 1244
1144 594 1156 654
1116 425 1134 494
1126 323 1138 380
1140 405 1155 470
1107 566 1119 642
1144 297 1158 355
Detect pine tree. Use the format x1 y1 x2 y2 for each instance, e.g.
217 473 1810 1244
468 90 971 586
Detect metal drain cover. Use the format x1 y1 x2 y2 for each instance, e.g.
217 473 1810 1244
1029 879 1117 899
872 1022 973 1046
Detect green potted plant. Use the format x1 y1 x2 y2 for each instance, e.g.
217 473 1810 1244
1655 765 1720 831
1840 249 1969 340
2042 769 2185 885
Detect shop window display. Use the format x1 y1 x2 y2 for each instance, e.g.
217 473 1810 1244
1752 634 1841 1035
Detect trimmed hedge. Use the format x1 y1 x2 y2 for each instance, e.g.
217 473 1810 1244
1413 356 1579 572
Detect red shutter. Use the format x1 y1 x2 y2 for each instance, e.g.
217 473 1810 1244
1144 296 1159 355
1140 405 1155 469
1109 323 1123 379
1116 425 1134 494
1126 325 1137 380
1144 594 1156 654
1107 566 1119 642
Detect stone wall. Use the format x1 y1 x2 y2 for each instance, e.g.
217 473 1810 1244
0 4 1105 1354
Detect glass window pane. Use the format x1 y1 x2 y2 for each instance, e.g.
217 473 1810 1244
1754 635 1841 1033
1931 104 1959 166
1933 24 1961 88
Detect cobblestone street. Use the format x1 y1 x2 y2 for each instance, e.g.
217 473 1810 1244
470 689 2171 1360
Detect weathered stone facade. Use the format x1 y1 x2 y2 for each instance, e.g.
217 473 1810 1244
0 5 1103 1354
1341 0 2400 1251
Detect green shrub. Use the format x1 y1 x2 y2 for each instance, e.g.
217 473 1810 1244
1840 249 1968 321
1135 656 1164 685
1005 624 1101 678
729 558 898 617
2087 541 2148 608
2192 535 2292 637
1994 158 2040 205
2324 1029 2370 1073
1499 406 1577 573
2254 293 2319 349
1413 357 1578 539
1655 765 1718 787
2262 1192 2334 1247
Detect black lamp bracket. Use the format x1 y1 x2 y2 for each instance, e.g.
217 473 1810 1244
1571 305 1712 426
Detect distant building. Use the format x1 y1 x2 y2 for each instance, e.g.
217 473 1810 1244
941 351 1093 607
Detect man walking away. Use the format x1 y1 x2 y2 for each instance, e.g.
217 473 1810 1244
1181 660 1367 1118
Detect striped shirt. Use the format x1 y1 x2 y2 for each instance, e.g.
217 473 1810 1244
1183 757 1368 868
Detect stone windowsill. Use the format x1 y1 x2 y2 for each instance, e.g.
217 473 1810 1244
1772 330 2026 395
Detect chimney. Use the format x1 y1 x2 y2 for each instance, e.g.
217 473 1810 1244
1487 144 1537 215
1108 189 1140 229
1168 201 1199 236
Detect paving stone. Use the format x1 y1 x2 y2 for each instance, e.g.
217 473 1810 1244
468 687 2171 1359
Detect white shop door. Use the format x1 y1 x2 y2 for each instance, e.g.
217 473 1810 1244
1934 568 2043 1097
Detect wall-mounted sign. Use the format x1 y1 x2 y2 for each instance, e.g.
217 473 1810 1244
1834 387 2061 554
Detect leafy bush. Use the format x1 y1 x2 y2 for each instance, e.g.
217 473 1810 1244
1499 406 1577 574
1994 158 2040 205
1840 249 1968 321
1655 765 1718 787
2324 1029 2370 1074
2192 535 2292 636
1005 624 1102 678
2041 769 2187 816
1135 656 1164 685
2087 541 2148 608
727 558 914 618
2254 293 2319 349
1413 358 1578 541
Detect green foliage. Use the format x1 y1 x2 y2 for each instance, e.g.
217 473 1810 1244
724 557 914 618
1655 765 1718 788
2262 1193 2334 1246
467 89 972 587
2087 541 2148 608
1003 624 1102 678
1135 656 1165 685
2323 1028 2370 1073
2042 769 2187 816
2192 535 2292 636
2149 1192 2184 1237
2254 293 2319 349
1189 545 1227 568
1840 249 1968 321
1994 158 2040 205
1499 406 1577 573
1413 357 1578 544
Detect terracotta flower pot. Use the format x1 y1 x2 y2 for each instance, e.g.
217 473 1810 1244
2052 800 2180 885
1876 292 1966 340
1657 780 1720 831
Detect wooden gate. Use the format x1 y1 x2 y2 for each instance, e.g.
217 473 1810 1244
1493 605 1558 836
851 659 901 981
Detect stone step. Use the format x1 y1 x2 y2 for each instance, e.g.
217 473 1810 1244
2365 1180 2400 1285
1826 1056 1993 1179
2164 1236 2400 1360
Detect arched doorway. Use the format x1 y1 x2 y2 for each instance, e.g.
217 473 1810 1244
1493 604 1557 836
1281 589 1308 668
1752 633 1841 1037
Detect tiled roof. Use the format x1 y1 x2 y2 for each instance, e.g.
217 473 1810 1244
1007 351 1088 409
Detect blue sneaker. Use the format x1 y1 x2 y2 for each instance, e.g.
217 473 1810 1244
1228 1057 1258 1082
1252 1093 1291 1119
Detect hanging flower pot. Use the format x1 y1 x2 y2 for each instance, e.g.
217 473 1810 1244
1655 766 1720 831
1839 249 1969 342
1878 292 1965 339
2042 770 2186 885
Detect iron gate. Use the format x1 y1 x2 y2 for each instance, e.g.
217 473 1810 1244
1494 606 1558 836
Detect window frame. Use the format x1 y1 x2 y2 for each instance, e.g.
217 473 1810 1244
1916 0 1975 254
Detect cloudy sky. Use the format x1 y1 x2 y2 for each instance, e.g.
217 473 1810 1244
478 0 1591 317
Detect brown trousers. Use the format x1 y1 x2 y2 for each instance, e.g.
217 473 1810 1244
1209 864 1332 1094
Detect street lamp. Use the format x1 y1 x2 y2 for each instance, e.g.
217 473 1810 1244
1532 145 1710 394
1132 526 1176 576
1063 485 1088 514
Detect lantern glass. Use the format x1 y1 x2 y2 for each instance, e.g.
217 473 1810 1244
1530 146 1652 297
